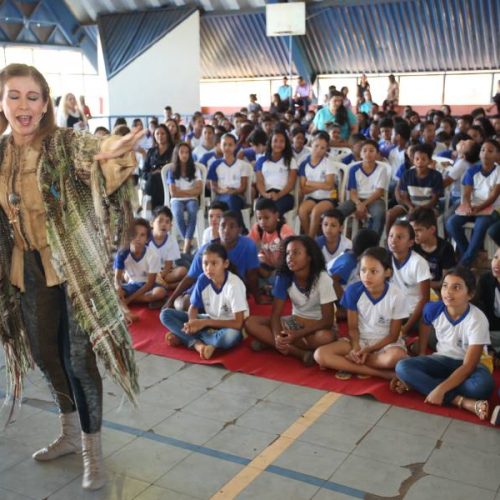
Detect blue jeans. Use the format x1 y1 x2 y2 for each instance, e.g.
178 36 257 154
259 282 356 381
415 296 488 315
338 198 385 237
160 308 243 349
171 198 199 239
395 355 494 405
487 220 500 246
215 194 245 212
446 212 499 266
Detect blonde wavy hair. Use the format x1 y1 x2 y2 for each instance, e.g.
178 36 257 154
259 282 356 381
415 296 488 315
0 63 56 139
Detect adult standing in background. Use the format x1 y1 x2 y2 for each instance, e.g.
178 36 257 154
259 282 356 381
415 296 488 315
277 76 292 108
294 76 313 112
387 74 399 106
357 73 370 105
0 63 141 490
56 92 87 130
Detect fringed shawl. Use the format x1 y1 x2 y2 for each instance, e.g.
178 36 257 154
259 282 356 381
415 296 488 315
0 129 139 423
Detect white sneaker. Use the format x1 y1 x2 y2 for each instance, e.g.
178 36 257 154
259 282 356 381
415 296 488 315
81 431 106 490
33 411 81 461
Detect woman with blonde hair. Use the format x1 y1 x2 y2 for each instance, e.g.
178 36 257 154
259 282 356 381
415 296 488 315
0 63 142 490
56 91 87 130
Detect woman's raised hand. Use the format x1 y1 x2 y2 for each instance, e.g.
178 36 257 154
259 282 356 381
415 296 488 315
94 127 146 161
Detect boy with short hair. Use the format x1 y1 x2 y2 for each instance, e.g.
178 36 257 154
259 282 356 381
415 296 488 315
192 125 216 161
202 200 229 244
338 140 389 237
149 207 188 291
385 143 443 234
316 208 352 270
378 117 395 158
114 218 166 306
342 133 366 165
408 207 456 294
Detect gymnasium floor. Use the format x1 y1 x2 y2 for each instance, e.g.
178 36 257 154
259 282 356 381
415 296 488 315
1 350 499 500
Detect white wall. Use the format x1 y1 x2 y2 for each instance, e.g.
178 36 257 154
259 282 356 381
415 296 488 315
107 11 200 116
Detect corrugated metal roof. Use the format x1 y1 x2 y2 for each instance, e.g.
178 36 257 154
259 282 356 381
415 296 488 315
303 0 499 74
201 10 298 79
97 6 197 79
199 0 500 79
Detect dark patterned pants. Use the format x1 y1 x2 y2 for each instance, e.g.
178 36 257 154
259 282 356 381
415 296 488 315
20 251 102 433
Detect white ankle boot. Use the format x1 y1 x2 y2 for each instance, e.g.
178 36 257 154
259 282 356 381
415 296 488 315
33 411 81 461
81 431 106 490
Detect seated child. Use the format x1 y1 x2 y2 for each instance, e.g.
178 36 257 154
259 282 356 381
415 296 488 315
114 217 167 306
149 207 187 291
392 267 495 421
329 228 379 303
387 221 431 340
446 139 500 266
165 210 264 310
341 133 366 165
192 124 216 161
255 128 298 215
238 128 267 163
315 208 352 271
327 122 349 148
385 143 444 234
298 131 338 237
160 243 247 359
337 140 388 237
202 200 228 245
408 207 456 294
167 143 203 254
207 133 249 211
378 117 395 158
245 236 336 366
249 198 294 280
314 247 408 380
474 247 500 356
291 127 310 166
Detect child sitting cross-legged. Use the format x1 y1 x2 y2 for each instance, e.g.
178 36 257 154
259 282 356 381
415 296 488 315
160 243 248 360
114 218 167 307
392 267 495 421
249 197 294 281
315 208 352 272
314 247 408 380
387 221 431 343
149 207 188 292
245 236 336 366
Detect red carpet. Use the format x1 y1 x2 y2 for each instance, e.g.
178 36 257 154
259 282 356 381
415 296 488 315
129 300 500 426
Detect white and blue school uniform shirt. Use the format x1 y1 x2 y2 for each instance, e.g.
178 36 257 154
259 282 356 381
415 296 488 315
192 145 215 162
399 168 443 206
340 282 407 343
199 151 222 169
187 236 260 280
347 162 389 199
316 234 352 270
445 158 471 200
148 235 181 268
328 250 359 288
190 271 249 320
298 156 337 200
113 246 162 284
187 131 203 149
167 166 203 202
254 156 298 192
273 270 336 320
463 163 500 208
390 250 432 316
207 158 249 190
293 146 311 167
423 301 490 360
388 147 406 180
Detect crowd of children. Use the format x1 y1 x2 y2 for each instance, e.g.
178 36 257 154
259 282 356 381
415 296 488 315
107 95 500 425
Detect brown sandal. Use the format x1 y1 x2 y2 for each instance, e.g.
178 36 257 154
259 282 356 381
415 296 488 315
389 377 410 394
164 332 181 347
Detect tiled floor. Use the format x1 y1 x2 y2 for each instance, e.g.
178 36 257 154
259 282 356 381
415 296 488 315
1 350 499 500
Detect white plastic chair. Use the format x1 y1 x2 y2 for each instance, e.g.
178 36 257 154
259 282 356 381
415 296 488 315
329 147 352 162
162 162 207 247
